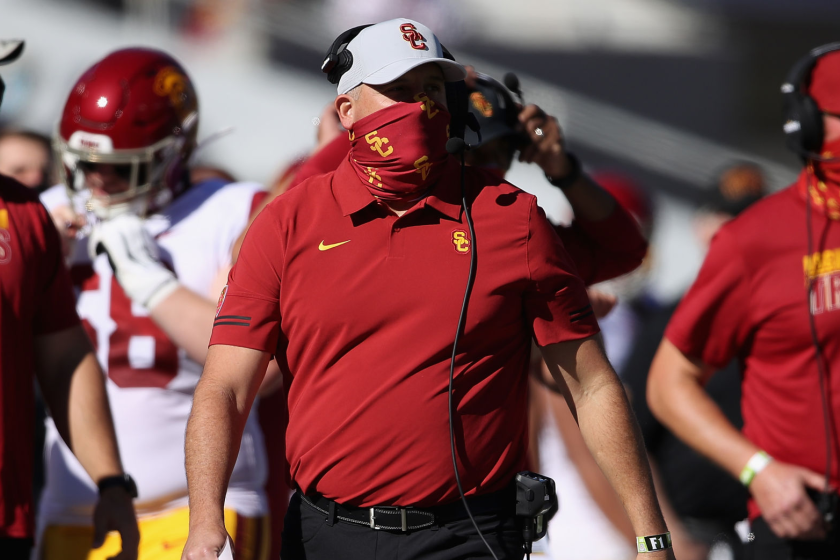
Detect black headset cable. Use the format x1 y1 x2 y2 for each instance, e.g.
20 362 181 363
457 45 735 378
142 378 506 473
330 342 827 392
804 172 834 494
448 149 500 560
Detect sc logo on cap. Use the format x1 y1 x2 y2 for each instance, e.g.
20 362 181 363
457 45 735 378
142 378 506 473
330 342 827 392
400 23 427 50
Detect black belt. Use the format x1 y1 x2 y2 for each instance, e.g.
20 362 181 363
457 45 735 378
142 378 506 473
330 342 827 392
299 485 514 532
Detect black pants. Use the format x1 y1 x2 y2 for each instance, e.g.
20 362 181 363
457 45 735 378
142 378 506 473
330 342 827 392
747 517 839 560
0 537 33 560
281 492 525 560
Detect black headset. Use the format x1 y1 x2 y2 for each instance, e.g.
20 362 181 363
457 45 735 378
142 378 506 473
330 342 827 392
782 42 840 159
321 24 477 143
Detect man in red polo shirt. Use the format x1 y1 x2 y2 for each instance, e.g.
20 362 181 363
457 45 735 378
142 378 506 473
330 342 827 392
648 45 840 560
0 40 138 560
183 19 674 560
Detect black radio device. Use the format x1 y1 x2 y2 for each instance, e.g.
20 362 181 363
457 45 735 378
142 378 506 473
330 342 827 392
515 471 559 555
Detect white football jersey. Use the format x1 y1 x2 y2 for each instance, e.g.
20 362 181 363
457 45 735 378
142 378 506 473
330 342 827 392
37 180 269 527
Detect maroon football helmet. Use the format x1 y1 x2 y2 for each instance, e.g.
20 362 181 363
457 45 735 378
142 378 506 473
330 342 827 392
55 47 199 218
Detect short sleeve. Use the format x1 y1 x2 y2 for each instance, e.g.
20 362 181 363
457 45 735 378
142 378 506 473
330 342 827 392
665 226 752 369
209 206 284 353
525 198 600 345
33 203 80 335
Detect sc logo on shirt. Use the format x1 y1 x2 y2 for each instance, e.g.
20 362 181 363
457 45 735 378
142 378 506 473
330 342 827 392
452 230 470 254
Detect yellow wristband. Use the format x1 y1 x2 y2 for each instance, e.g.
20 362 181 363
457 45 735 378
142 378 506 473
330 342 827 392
739 450 772 487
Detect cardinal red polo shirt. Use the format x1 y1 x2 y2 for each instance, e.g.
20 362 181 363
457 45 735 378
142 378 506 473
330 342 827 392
0 176 79 538
666 181 840 520
211 153 598 508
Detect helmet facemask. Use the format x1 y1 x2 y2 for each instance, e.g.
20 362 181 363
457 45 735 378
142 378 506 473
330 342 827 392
56 113 196 220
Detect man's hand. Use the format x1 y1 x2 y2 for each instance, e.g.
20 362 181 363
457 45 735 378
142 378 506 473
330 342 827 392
517 104 569 178
750 460 828 540
181 522 231 560
88 214 178 309
92 487 139 560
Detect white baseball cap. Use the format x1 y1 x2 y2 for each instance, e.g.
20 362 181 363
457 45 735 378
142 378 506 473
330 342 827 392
334 19 466 95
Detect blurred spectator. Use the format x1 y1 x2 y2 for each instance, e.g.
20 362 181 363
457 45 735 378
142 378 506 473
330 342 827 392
0 129 53 191
178 0 249 40
648 47 840 560
623 162 767 560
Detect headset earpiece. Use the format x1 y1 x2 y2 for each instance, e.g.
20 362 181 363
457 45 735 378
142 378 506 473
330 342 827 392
322 24 373 86
782 42 840 159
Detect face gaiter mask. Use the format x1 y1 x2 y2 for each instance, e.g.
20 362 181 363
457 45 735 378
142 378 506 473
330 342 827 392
348 96 451 204
798 136 840 220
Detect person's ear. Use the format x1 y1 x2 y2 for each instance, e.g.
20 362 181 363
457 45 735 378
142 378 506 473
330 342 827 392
336 94 355 131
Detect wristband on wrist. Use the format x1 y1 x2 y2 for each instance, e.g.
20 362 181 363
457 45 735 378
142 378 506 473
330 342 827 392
636 532 672 553
97 473 138 498
739 450 773 487
545 152 582 190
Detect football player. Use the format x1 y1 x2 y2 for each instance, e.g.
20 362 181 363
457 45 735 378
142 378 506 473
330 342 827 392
36 48 270 560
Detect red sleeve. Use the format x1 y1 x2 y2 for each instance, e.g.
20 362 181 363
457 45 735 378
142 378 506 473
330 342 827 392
525 198 600 345
555 203 648 286
665 226 752 369
287 135 351 191
210 205 284 353
33 202 79 335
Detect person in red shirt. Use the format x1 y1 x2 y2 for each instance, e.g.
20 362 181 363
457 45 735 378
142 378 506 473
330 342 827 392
648 45 840 560
183 19 673 560
0 40 138 560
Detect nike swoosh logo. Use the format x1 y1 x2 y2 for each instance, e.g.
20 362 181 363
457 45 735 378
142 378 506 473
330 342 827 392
319 240 351 251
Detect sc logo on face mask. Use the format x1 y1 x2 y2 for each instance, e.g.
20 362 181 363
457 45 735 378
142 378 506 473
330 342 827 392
452 230 470 254
365 131 393 158
414 93 439 120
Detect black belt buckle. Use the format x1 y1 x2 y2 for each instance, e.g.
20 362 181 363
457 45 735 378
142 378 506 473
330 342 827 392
370 506 409 531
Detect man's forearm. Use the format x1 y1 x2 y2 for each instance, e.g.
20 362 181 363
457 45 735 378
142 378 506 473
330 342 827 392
648 340 758 479
186 345 269 528
575 373 667 536
185 378 244 527
560 174 618 222
36 326 124 482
